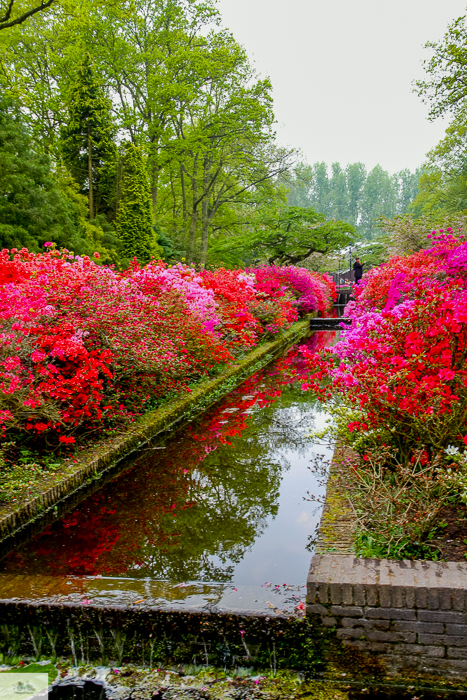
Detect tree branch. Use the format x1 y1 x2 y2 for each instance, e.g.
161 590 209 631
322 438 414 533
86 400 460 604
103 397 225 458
0 0 55 30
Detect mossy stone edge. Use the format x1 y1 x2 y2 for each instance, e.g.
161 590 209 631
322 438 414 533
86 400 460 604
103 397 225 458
315 444 356 555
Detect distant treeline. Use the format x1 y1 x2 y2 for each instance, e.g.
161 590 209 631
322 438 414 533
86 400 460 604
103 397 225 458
285 162 422 239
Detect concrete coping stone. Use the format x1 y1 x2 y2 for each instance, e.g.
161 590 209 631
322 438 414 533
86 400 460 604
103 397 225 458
307 554 467 611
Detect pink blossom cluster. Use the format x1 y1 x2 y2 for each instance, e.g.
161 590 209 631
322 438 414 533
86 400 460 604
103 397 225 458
252 266 336 313
130 260 221 332
302 227 467 456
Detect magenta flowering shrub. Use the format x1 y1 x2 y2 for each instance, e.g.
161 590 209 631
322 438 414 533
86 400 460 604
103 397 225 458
306 227 467 447
251 266 336 314
0 250 332 447
302 227 467 558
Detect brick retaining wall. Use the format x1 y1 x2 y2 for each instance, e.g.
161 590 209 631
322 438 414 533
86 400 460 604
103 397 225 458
307 554 467 681
307 555 467 680
310 446 467 683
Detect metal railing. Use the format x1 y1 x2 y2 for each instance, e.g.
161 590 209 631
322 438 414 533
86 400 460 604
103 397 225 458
327 269 355 285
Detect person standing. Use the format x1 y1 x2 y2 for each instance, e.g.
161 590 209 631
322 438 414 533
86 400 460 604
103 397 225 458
353 257 364 283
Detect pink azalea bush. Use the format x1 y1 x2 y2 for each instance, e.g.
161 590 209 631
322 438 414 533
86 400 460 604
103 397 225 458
302 227 467 558
252 265 336 315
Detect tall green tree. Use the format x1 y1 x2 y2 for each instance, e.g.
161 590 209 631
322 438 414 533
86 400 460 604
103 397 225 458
116 142 162 264
60 53 117 221
284 162 314 208
210 205 355 266
329 162 348 221
166 32 292 265
395 168 423 214
359 165 397 238
345 162 366 226
415 13 467 122
285 161 419 239
309 162 332 218
78 0 220 211
0 93 120 260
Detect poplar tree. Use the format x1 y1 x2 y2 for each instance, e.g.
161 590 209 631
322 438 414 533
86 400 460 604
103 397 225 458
61 54 117 221
116 142 162 263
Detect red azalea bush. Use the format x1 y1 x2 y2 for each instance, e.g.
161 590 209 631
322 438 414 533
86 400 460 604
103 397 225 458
0 248 331 446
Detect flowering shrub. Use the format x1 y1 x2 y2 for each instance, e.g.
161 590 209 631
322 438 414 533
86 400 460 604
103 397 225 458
252 266 336 315
0 249 331 450
302 227 467 558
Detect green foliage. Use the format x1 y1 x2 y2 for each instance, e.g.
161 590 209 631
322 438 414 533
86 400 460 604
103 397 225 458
0 93 86 252
378 212 467 258
415 13 467 121
408 113 467 221
116 142 162 263
154 224 184 261
409 170 446 217
1 0 399 267
409 13 467 228
0 0 294 265
210 205 355 267
60 53 117 220
0 0 56 32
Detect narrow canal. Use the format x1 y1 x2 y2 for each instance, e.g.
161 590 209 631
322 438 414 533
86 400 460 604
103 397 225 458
1 331 465 699
0 333 335 611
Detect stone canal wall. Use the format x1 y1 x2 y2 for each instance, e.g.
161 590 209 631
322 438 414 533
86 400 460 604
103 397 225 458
314 446 355 556
307 554 467 680
308 445 467 683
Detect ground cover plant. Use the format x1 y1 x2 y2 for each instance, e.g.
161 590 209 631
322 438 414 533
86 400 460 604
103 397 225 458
302 227 467 560
0 245 334 503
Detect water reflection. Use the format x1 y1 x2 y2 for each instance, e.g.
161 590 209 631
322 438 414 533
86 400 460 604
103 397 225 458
0 333 335 584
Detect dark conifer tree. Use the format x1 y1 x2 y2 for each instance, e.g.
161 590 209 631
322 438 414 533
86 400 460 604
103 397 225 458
0 94 84 251
116 142 163 263
61 54 117 221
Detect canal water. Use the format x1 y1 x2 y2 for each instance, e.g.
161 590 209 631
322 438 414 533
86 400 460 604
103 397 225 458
0 333 336 611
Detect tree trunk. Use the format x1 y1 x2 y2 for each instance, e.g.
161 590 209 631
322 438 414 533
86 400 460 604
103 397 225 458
87 124 93 220
188 155 199 264
199 158 213 268
200 198 209 268
180 165 188 252
151 165 158 214
188 209 198 264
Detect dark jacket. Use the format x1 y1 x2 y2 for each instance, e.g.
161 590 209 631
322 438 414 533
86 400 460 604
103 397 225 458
353 261 363 280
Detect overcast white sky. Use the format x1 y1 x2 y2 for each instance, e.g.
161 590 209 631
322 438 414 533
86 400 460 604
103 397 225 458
216 0 467 175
